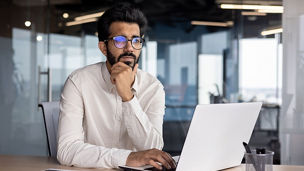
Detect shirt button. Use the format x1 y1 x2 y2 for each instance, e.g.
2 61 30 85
116 114 121 121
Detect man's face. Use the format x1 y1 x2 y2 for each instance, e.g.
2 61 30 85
105 21 141 69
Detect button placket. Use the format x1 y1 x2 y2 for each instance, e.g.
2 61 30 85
116 94 122 121
115 92 123 146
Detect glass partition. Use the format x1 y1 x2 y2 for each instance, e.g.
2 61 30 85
0 1 48 155
0 0 284 161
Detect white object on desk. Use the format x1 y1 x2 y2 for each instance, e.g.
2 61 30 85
176 102 262 171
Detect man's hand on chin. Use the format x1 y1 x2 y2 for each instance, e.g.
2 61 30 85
126 148 176 170
110 62 138 102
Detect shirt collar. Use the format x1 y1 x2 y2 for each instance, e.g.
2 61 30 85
132 73 139 96
101 62 115 92
101 62 139 94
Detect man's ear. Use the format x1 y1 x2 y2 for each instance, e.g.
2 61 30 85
98 41 107 57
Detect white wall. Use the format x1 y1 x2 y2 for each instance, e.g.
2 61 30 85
141 41 157 77
198 54 223 104
281 0 304 165
239 38 282 103
168 42 197 85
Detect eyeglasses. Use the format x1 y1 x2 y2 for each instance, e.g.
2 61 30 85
105 35 144 50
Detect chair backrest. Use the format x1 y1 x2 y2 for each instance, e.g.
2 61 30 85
39 101 60 158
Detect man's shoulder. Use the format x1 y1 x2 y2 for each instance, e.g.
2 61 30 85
68 62 103 81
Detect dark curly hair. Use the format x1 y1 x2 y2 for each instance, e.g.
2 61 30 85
97 3 148 42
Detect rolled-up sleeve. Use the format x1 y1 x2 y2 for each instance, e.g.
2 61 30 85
122 83 165 151
57 77 132 168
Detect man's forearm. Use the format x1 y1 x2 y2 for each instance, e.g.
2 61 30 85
122 97 164 150
57 134 132 168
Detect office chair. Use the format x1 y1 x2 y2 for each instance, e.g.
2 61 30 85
39 101 60 158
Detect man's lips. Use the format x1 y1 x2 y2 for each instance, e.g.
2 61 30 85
119 56 134 61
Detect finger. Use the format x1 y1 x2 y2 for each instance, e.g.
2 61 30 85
111 62 128 70
133 63 138 74
164 152 176 167
111 65 131 74
148 159 162 170
110 70 130 81
110 77 115 84
110 69 123 75
163 152 176 168
113 61 129 68
113 61 125 66
153 155 171 170
111 65 125 72
110 67 129 76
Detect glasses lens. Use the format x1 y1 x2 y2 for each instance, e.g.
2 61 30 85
132 37 143 49
113 36 127 48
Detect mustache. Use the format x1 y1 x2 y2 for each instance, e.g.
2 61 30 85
117 52 136 62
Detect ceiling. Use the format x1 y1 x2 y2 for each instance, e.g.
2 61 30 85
6 0 282 38
51 0 232 26
55 0 282 27
216 0 282 6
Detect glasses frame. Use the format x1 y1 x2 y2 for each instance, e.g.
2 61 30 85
104 35 145 50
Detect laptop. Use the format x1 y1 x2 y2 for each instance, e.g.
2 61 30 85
120 102 262 171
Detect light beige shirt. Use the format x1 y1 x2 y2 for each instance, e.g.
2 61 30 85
57 62 165 168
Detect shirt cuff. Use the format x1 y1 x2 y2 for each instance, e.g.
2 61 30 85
122 96 141 116
111 148 132 168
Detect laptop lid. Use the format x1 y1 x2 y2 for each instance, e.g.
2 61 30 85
176 102 262 171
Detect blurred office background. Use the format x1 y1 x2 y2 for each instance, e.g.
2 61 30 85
0 0 304 165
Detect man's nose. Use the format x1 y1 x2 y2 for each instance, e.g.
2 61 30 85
124 40 134 52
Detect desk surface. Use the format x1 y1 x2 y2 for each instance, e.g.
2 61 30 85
1 155 303 171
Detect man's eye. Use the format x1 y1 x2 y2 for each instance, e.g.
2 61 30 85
133 38 141 43
114 36 127 42
116 40 125 43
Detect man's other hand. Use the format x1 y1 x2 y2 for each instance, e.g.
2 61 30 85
110 62 138 102
126 148 176 170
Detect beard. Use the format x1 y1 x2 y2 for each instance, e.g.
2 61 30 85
106 48 140 70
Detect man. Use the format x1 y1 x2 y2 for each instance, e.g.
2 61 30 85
57 3 176 170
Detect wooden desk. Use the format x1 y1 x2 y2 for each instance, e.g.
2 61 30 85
1 155 304 171
0 155 116 171
224 165 304 171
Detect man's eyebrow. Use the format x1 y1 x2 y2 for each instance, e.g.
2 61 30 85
132 35 140 38
111 34 140 38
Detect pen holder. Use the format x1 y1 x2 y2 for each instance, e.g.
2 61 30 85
245 150 274 171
